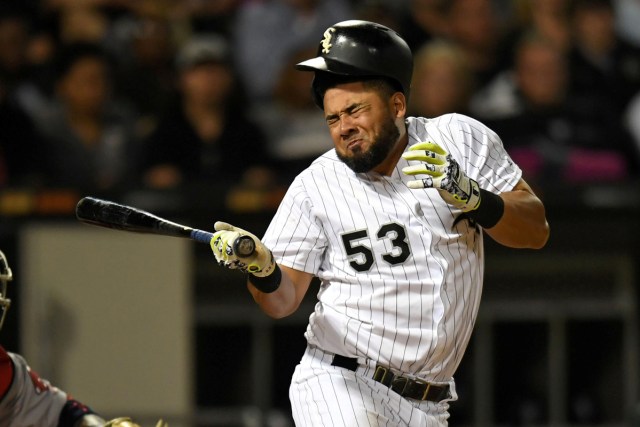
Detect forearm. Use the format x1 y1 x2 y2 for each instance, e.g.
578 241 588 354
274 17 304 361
484 187 550 249
210 222 314 319
247 265 310 319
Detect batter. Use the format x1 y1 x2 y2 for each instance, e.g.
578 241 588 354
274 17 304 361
211 20 549 426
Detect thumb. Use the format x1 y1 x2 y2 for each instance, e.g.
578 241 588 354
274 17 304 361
214 221 235 232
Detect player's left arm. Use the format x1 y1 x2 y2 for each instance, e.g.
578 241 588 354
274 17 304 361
403 142 549 249
482 178 549 249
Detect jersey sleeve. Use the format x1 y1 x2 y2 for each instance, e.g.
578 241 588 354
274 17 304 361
262 174 327 275
0 350 68 427
450 114 522 193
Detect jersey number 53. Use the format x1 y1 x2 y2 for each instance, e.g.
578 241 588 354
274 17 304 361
341 222 410 272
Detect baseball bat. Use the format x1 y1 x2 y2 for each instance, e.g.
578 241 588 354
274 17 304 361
75 196 256 257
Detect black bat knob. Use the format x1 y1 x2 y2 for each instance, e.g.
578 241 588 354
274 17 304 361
233 235 256 257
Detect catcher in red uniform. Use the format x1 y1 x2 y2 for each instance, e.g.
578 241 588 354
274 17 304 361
0 249 166 427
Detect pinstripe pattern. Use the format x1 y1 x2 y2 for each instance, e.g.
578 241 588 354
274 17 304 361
289 346 454 427
263 113 521 424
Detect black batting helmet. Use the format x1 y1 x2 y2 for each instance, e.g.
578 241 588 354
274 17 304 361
296 20 413 108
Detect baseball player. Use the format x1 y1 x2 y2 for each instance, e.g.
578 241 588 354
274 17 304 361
210 20 549 426
0 249 166 427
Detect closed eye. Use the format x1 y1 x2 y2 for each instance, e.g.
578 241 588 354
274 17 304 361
326 115 339 126
325 102 369 126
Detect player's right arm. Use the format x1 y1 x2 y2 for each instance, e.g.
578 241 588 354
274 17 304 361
246 265 313 319
210 222 314 318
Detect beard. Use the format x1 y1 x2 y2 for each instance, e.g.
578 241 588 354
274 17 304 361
336 116 401 173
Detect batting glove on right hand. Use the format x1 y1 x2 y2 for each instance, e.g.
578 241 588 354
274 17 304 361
210 222 276 277
401 141 481 212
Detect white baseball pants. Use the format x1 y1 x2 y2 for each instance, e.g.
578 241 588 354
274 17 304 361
289 346 457 427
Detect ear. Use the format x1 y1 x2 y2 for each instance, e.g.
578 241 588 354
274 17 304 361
391 92 407 118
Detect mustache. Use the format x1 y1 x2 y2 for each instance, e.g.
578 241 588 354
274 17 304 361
343 134 365 144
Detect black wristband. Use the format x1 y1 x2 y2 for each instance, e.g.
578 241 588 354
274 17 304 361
58 399 97 427
466 188 504 229
248 265 282 293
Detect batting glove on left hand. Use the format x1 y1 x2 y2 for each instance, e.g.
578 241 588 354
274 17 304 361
210 222 276 277
401 141 481 212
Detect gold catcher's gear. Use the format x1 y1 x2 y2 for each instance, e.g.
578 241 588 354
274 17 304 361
102 417 168 427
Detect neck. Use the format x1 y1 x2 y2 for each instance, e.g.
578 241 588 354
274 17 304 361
374 126 408 177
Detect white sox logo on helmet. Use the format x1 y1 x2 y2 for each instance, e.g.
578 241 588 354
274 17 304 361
321 28 335 54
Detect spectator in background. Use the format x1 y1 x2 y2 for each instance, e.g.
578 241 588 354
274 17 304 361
0 74 48 188
32 42 140 193
503 0 572 57
440 0 509 90
567 0 640 117
256 45 332 182
396 0 449 52
624 92 640 161
614 0 640 47
0 6 32 98
138 34 274 193
111 13 178 138
0 4 55 116
352 0 405 35
470 32 637 186
15 2 115 135
408 39 475 118
232 0 351 106
174 0 241 37
53 3 110 45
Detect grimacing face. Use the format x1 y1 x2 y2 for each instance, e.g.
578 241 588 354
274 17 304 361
323 82 403 174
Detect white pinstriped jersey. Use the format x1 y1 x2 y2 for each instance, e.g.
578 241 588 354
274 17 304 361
262 113 521 383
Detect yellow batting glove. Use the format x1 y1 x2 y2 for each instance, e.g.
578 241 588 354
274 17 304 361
402 141 481 212
210 222 276 277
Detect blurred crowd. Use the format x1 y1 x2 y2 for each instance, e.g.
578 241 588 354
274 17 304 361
1 0 640 210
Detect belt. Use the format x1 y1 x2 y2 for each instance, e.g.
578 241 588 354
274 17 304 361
331 354 450 402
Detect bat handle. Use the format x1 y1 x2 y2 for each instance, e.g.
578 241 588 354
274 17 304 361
189 230 256 258
190 229 214 244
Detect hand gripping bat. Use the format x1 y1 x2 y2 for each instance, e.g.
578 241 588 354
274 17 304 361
75 196 256 257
